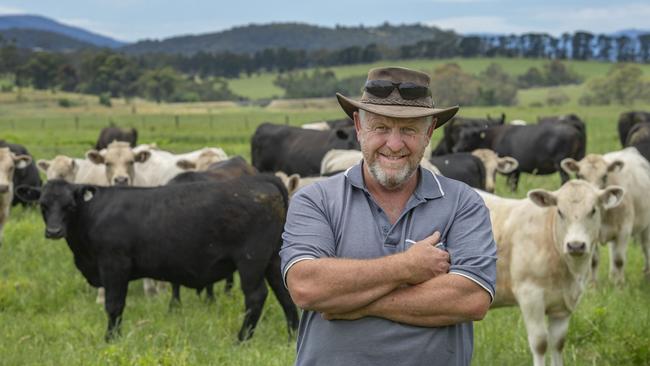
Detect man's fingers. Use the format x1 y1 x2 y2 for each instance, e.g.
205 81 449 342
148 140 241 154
422 231 441 245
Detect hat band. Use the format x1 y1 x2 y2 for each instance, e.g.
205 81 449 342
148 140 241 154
360 92 434 108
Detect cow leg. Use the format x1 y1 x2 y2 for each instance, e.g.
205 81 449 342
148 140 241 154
143 278 158 297
516 285 547 366
609 230 631 286
205 284 215 303
96 287 106 304
103 277 129 342
169 283 181 310
548 315 570 366
507 171 520 192
224 274 234 294
265 253 299 336
237 265 268 341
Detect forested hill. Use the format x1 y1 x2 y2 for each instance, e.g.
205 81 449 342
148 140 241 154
120 22 455 55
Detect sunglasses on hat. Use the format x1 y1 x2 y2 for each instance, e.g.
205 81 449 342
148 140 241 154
364 79 431 100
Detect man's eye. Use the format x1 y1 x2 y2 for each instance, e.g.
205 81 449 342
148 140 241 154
402 128 417 135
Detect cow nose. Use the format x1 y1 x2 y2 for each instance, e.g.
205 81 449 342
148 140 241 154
45 226 64 238
113 176 129 186
566 241 587 255
0 185 9 194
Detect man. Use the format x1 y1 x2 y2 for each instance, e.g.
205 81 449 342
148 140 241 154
280 66 497 366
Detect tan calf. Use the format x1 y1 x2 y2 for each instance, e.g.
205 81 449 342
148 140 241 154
480 180 624 366
0 147 32 244
175 148 228 171
562 148 650 284
471 148 518 193
87 141 151 186
37 155 108 185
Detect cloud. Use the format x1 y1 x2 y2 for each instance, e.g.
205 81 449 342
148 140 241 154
533 3 650 34
426 16 530 35
0 6 25 15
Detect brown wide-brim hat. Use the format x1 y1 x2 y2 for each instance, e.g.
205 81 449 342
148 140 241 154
337 66 459 128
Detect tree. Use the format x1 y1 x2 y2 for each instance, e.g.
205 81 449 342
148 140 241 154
429 63 479 107
136 67 182 103
18 52 64 89
580 63 646 105
476 63 518 106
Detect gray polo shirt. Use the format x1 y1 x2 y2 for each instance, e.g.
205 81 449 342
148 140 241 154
280 163 497 366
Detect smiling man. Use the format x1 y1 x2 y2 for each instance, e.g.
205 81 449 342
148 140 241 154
280 66 497 366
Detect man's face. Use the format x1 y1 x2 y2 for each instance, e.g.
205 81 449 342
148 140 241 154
355 111 433 189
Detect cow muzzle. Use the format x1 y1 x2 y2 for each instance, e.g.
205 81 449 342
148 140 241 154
113 176 130 186
566 241 587 256
45 226 65 239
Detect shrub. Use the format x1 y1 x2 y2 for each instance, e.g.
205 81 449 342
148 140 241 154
98 93 112 107
57 98 72 108
546 89 570 106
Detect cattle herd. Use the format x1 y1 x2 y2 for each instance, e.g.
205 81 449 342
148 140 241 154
1 112 650 363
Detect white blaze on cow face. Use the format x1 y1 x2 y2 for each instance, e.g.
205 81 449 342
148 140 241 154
0 147 32 194
561 154 623 189
86 141 151 186
528 180 624 261
37 155 78 181
471 149 518 193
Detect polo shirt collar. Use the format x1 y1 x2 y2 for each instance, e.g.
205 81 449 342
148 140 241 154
345 162 444 200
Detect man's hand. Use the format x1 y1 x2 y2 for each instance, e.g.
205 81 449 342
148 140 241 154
402 231 450 285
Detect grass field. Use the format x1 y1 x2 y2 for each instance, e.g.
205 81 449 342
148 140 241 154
1 80 650 365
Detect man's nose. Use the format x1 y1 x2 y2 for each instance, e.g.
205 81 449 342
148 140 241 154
385 129 407 151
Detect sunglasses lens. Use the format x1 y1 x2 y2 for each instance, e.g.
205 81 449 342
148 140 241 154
397 83 429 100
365 80 395 98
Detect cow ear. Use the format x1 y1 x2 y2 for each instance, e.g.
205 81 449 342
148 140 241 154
600 186 625 210
607 160 624 173
14 185 41 202
176 159 196 170
37 159 51 173
13 154 32 169
528 189 557 207
497 157 518 174
76 186 97 202
335 129 349 139
135 150 151 163
560 158 580 175
287 174 300 195
86 150 104 165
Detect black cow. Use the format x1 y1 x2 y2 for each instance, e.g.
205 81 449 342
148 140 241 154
251 122 359 176
537 114 587 159
452 123 584 191
617 111 650 147
631 140 650 162
19 177 298 342
325 118 354 129
95 127 138 150
431 113 506 156
624 122 650 146
429 153 486 191
167 156 257 302
0 140 41 206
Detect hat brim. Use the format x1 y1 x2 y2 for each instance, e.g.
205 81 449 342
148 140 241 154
336 93 459 129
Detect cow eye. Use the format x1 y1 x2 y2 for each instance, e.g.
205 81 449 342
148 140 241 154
557 209 564 219
106 162 113 167
602 176 608 185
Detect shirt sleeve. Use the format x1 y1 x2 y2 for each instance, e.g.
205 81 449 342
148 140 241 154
446 188 498 302
280 184 337 288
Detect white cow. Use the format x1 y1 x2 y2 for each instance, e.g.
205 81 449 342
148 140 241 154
561 147 650 284
301 121 330 130
471 149 519 193
0 147 32 244
320 144 441 176
479 180 624 366
175 148 229 171
37 155 108 185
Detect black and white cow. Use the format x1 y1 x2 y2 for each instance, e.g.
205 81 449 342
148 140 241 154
19 176 299 342
452 123 584 191
251 122 359 176
0 140 41 206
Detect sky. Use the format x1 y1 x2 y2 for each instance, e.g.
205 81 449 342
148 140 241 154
0 0 649 43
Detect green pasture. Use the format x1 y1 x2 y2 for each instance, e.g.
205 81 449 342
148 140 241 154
228 57 650 100
1 86 650 365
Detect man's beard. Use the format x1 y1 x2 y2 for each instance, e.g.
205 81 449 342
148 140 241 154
362 137 428 190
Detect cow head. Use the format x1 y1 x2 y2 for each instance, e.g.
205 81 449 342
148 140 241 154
471 149 518 193
561 155 623 189
331 127 360 150
37 155 78 182
177 148 228 171
86 141 151 186
528 180 624 262
452 127 489 153
0 147 32 194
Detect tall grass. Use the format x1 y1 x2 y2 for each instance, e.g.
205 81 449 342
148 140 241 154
0 85 649 365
